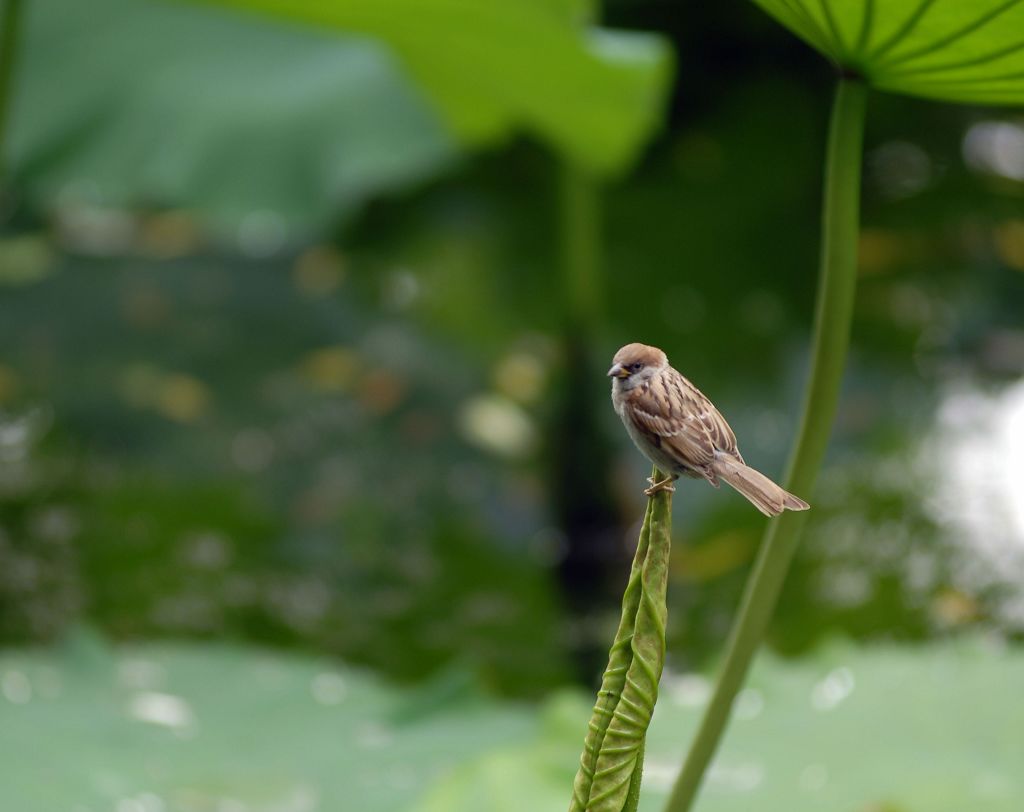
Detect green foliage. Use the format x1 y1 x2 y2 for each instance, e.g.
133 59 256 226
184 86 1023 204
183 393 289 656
10 0 669 230
199 0 674 175
426 640 1024 812
2 636 1019 811
0 94 1017 687
75 482 280 637
9 0 457 231
0 248 573 694
0 631 539 812
752 0 1024 104
0 0 23 179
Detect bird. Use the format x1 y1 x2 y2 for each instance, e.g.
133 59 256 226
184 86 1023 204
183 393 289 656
608 342 809 517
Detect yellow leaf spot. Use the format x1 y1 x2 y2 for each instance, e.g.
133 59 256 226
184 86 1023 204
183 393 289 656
0 364 18 403
858 229 907 275
293 246 345 298
994 220 1024 272
931 588 980 628
671 531 754 582
137 211 202 258
121 286 171 329
118 364 162 409
301 347 358 392
360 370 406 416
493 352 546 404
0 235 54 286
156 374 209 423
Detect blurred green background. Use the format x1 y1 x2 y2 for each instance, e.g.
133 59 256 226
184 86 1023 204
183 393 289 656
1 0 1023 810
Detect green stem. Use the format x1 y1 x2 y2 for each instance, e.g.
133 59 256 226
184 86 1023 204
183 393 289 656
0 0 25 184
559 0 601 331
663 77 867 812
560 160 603 333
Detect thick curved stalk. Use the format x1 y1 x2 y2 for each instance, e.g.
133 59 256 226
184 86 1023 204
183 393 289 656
561 161 603 333
664 77 867 812
570 466 672 812
0 0 25 182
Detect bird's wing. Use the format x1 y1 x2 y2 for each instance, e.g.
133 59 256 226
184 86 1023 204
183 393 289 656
626 368 741 469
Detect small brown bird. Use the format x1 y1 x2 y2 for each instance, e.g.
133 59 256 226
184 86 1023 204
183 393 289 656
609 343 809 516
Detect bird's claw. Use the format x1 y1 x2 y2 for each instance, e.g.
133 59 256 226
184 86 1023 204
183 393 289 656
644 476 676 497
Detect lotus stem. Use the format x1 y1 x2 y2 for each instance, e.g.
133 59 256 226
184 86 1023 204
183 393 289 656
663 76 868 812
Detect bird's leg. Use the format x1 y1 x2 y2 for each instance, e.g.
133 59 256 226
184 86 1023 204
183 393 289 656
644 475 676 497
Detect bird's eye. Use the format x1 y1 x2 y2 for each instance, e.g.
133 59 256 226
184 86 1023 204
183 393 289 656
630 362 643 372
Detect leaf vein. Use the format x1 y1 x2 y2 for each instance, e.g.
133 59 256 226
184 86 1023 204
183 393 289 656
818 0 847 59
883 37 1024 79
866 0 939 63
876 0 1024 72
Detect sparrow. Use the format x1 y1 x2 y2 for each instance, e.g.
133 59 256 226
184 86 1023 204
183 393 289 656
609 343 809 517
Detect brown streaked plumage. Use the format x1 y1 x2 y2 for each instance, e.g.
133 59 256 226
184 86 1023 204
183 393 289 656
608 342 809 517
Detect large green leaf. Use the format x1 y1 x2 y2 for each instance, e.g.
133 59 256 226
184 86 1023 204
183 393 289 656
200 0 674 175
752 0 1024 105
9 0 457 232
422 639 1024 811
0 632 540 812
1 637 1021 810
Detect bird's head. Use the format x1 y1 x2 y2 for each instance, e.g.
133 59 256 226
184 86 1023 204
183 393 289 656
608 343 668 390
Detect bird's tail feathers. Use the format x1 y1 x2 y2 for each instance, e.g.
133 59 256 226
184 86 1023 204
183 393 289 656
712 456 809 517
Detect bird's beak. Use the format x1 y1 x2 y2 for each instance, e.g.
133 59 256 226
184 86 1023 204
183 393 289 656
607 363 630 379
